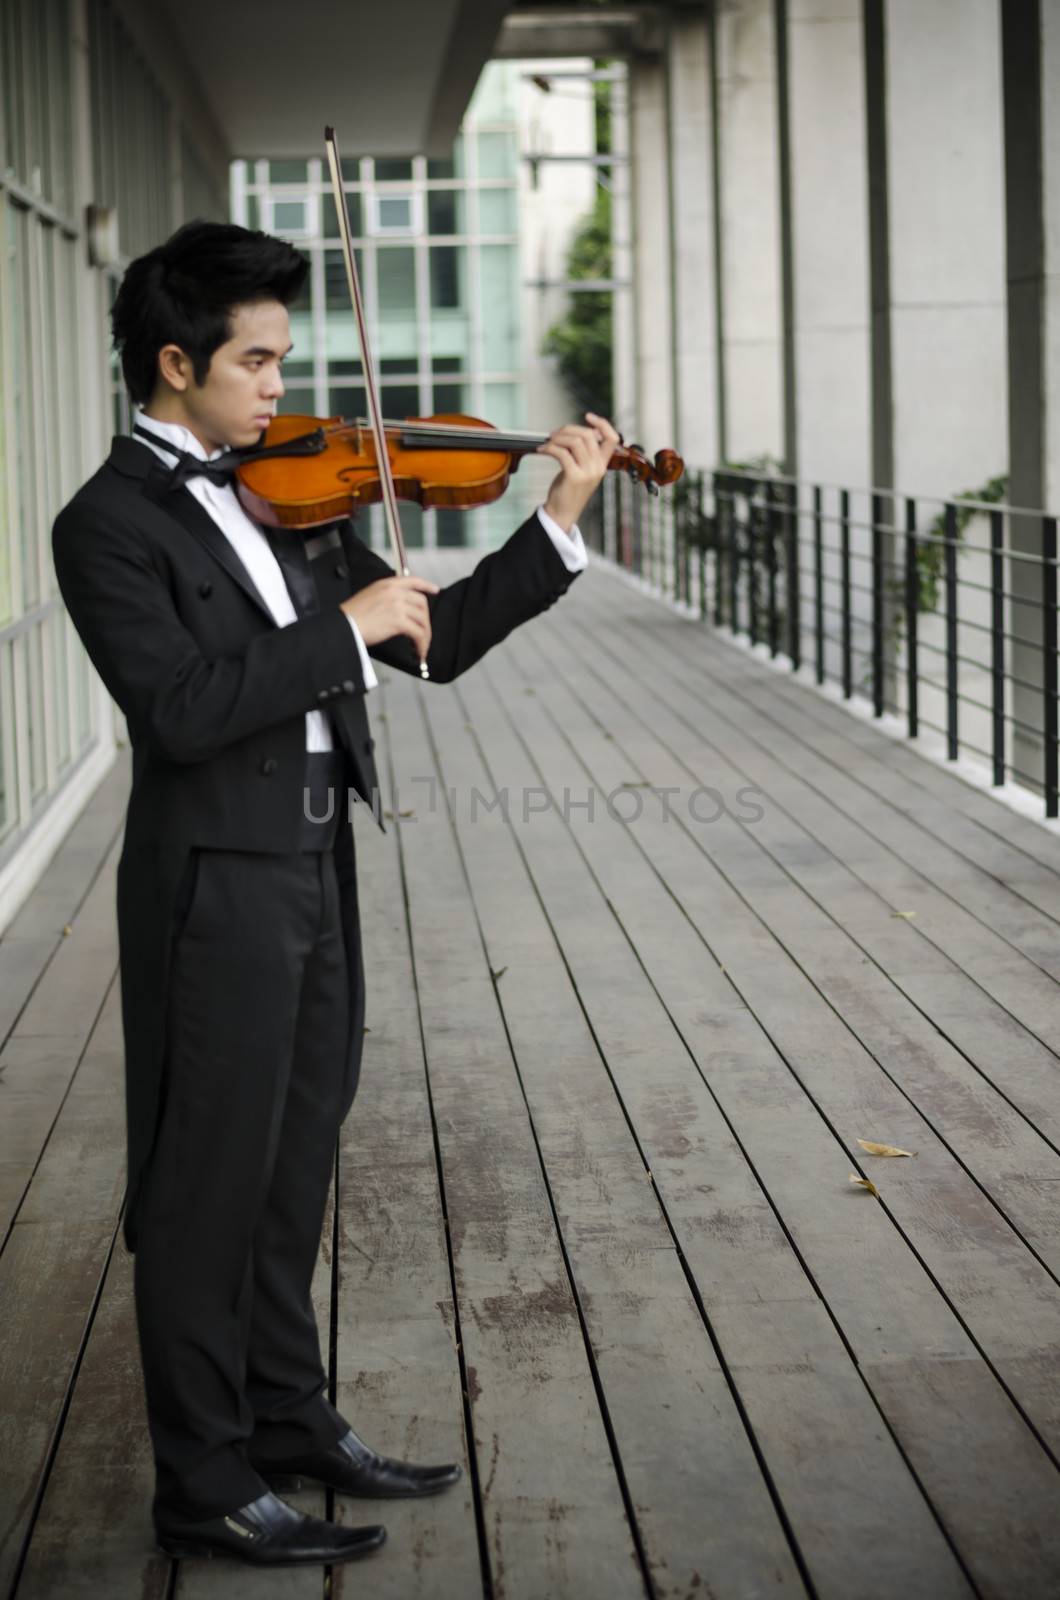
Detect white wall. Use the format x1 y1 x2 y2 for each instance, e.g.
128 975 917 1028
715 0 784 464
886 0 1007 500
788 0 871 488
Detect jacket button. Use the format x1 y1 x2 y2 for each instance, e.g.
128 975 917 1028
260 757 278 775
341 678 355 693
317 688 331 702
198 580 213 598
334 562 349 579
330 684 342 696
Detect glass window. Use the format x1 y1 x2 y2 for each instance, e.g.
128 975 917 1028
340 157 360 182
245 195 260 229
322 192 362 239
329 385 366 420
432 383 466 415
427 189 465 236
52 607 71 773
330 358 363 377
374 158 414 182
478 188 516 235
379 384 419 420
270 159 308 182
435 508 467 548
277 385 315 417
325 248 364 309
477 131 516 180
26 625 46 800
484 382 520 430
0 640 15 839
432 356 463 373
377 248 416 317
429 245 464 310
480 245 518 370
272 199 308 234
427 137 464 181
376 195 413 232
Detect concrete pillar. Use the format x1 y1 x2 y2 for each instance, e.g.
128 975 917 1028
667 7 720 467
629 51 675 453
885 0 1007 499
1002 0 1059 798
714 0 784 465
787 0 871 488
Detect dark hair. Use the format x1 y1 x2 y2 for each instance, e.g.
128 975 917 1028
110 220 309 405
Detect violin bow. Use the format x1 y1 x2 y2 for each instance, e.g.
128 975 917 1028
323 126 429 679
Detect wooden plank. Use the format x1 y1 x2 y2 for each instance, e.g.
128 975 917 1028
574 580 1060 1033
566 579 1060 1137
585 558 1060 879
329 774 485 1600
0 979 124 1599
445 649 974 1599
0 842 120 1246
418 678 807 1599
377 670 650 1600
473 613 1060 1597
15 993 332 1600
0 754 126 1047
525 601 1060 1268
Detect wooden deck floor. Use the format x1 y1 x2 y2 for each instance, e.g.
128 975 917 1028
3 552 1060 1600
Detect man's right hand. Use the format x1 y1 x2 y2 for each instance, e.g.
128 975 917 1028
341 575 440 665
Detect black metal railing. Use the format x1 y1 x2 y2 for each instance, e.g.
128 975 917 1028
581 468 1060 818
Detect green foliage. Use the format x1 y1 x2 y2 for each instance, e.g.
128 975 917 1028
914 473 1009 612
541 66 614 417
542 189 613 417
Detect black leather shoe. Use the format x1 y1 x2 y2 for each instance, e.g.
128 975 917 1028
256 1427 462 1499
154 1488 386 1565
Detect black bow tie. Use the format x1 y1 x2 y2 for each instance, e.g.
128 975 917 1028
134 424 246 491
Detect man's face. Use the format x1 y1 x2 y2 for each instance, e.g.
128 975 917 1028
163 298 292 452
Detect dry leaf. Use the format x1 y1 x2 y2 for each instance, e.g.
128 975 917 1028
491 966 508 983
857 1139 916 1158
621 780 651 788
891 910 917 920
849 1172 880 1197
62 925 72 936
398 808 415 818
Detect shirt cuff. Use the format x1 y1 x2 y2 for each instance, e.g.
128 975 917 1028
345 613 379 692
536 504 588 573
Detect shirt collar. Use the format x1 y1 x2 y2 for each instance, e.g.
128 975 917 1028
133 408 228 465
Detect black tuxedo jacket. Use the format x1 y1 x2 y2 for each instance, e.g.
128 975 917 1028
52 434 580 1249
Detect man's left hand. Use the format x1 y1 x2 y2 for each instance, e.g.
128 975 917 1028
538 412 621 533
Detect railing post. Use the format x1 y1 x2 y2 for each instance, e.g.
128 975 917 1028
1043 514 1058 817
787 481 801 672
747 481 760 647
813 484 824 684
905 497 919 739
944 501 959 760
840 487 852 697
990 508 1005 786
871 491 884 716
767 485 779 656
728 476 738 632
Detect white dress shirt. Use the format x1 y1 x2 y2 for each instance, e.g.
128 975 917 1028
133 410 587 750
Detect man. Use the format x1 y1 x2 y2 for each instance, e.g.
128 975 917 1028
52 220 617 1569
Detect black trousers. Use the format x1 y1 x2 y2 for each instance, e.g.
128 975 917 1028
134 757 356 1519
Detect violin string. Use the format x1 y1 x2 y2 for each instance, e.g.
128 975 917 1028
315 417 631 456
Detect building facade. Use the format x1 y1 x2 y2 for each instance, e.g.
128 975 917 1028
0 0 228 931
230 59 595 553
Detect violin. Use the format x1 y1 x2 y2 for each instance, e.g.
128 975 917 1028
276 126 682 678
235 411 685 531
